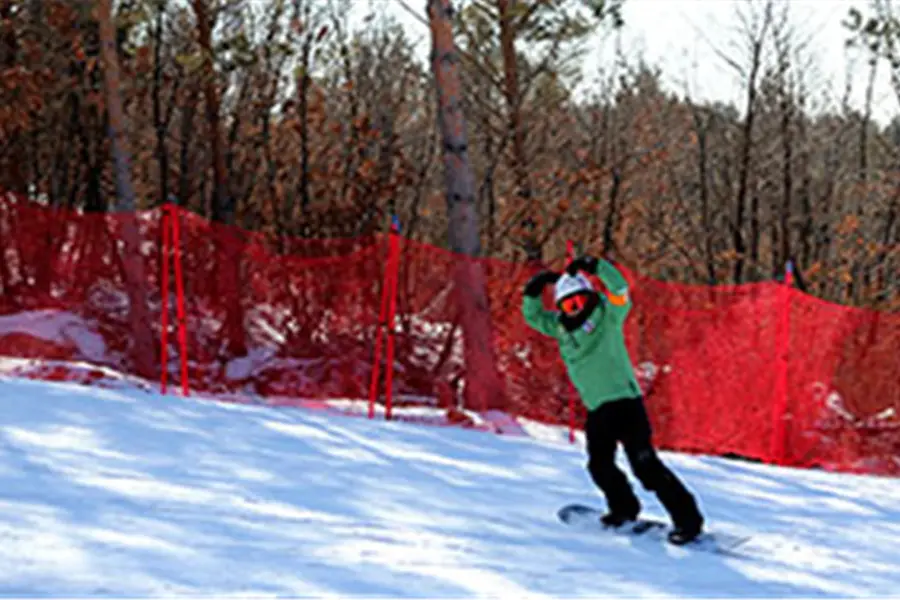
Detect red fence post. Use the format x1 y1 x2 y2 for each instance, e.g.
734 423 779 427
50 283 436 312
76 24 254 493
368 216 401 420
383 216 402 421
160 205 171 395
566 239 576 444
368 261 389 419
171 205 190 397
771 260 794 464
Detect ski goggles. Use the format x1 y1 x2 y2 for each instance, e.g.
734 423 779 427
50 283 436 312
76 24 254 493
558 294 587 315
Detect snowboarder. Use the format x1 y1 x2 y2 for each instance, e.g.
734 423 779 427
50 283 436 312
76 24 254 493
521 253 705 545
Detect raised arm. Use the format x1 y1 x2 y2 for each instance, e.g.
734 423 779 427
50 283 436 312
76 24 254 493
521 270 561 338
567 255 631 320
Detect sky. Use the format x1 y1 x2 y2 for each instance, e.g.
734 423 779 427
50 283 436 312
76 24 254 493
350 0 897 126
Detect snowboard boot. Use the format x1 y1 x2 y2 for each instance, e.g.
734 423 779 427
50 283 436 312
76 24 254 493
667 522 703 546
599 511 638 529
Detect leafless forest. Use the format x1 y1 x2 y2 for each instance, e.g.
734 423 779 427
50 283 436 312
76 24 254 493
1 0 899 308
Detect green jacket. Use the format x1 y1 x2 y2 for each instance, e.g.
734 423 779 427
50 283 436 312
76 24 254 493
521 259 641 411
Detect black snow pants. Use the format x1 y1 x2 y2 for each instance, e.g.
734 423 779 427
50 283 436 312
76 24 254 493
585 396 704 531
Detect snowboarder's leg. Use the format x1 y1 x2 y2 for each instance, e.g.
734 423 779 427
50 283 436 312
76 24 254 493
618 399 704 543
585 405 640 524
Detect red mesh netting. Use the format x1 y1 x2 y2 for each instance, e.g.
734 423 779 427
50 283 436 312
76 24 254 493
1 197 898 476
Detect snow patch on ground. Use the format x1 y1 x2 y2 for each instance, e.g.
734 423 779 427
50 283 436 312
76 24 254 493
0 310 107 361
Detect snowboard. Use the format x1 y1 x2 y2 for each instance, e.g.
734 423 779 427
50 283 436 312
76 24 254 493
557 503 752 558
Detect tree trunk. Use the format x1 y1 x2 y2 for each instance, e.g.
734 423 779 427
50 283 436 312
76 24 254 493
0 0 26 195
779 88 793 276
733 34 765 284
731 2 772 283
427 0 505 412
694 114 716 284
192 0 231 222
879 194 898 302
192 0 246 359
299 26 313 219
855 57 879 303
749 192 759 278
603 168 622 255
96 0 156 379
333 10 360 211
497 0 531 202
153 0 170 206
178 87 197 206
860 57 878 183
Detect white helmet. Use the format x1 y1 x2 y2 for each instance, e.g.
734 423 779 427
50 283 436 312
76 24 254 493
554 272 594 305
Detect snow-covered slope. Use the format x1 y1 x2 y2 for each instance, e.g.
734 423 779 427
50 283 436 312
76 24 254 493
1 376 898 597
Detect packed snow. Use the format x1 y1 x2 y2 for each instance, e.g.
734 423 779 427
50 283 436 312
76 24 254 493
0 310 107 361
1 375 899 596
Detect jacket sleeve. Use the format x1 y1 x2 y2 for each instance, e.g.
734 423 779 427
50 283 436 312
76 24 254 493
522 295 559 338
594 259 632 321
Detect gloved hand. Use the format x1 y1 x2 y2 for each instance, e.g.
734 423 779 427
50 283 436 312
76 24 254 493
523 270 560 297
566 255 598 276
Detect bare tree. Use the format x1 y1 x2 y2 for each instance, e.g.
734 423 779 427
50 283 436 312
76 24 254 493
846 0 900 302
95 0 155 378
191 0 246 358
427 0 505 411
728 0 773 283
